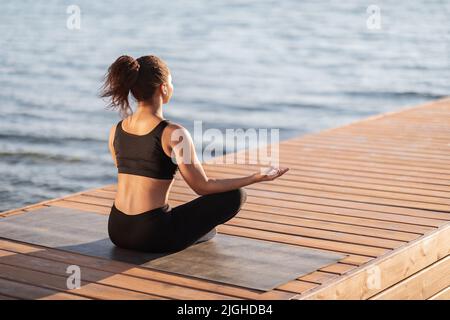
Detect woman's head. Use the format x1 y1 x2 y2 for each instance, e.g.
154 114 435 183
101 55 173 118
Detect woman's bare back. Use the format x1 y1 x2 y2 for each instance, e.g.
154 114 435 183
110 116 176 215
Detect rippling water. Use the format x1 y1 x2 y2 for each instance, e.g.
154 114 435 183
1 0 449 211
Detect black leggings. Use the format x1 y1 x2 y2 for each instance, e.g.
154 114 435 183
108 188 247 253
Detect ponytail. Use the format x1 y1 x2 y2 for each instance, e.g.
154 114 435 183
100 55 140 118
101 54 170 118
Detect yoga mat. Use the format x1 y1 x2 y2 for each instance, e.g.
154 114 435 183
0 206 345 291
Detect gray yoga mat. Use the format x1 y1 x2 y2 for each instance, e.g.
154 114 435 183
0 206 345 291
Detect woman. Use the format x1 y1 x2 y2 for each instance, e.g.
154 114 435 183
102 54 289 253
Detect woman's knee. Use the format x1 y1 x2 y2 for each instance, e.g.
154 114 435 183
224 187 247 212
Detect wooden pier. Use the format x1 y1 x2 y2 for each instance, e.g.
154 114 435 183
1 98 449 300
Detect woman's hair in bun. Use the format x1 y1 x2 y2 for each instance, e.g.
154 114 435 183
100 55 170 118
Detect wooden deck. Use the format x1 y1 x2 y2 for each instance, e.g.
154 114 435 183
1 98 449 300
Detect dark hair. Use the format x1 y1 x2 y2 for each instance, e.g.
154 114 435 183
100 55 170 118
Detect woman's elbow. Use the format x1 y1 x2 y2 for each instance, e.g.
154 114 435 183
186 177 214 195
193 186 209 196
192 180 213 195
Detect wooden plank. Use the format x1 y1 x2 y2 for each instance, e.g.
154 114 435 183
289 132 450 150
370 256 450 300
299 271 338 284
282 140 450 163
125 264 289 299
297 142 450 157
290 128 448 142
205 164 450 205
0 263 166 300
205 153 450 181
286 139 450 161
83 189 118 199
0 206 344 293
226 217 406 250
228 162 450 190
227 203 434 235
256 290 299 300
279 150 450 177
0 239 264 299
24 205 48 212
69 194 113 207
0 184 114 216
233 211 419 242
50 200 110 214
0 277 89 300
428 286 450 300
275 280 318 294
320 127 450 140
203 158 450 187
2 205 55 218
174 180 450 216
217 224 387 257
0 207 344 293
295 223 450 299
170 182 450 223
170 189 445 228
289 128 450 145
0 249 239 300
329 119 450 131
339 256 373 266
202 165 450 198
320 263 356 275
1 209 27 218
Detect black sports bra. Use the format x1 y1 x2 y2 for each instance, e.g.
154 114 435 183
113 119 178 180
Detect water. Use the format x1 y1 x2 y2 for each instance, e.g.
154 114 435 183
1 0 449 212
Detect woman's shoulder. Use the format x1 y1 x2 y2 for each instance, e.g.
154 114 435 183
110 119 122 134
163 121 193 143
164 120 186 133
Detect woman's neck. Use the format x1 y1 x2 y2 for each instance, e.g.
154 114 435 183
135 100 163 119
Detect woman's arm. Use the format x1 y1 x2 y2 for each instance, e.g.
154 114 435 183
108 124 118 167
165 123 289 195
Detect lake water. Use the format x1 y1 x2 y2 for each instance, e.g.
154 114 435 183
1 0 449 211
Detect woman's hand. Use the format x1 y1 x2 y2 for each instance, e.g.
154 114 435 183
251 166 289 183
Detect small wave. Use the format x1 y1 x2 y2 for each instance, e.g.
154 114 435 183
339 90 447 100
280 102 341 112
0 93 47 110
0 133 104 145
0 151 84 163
4 112 47 121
